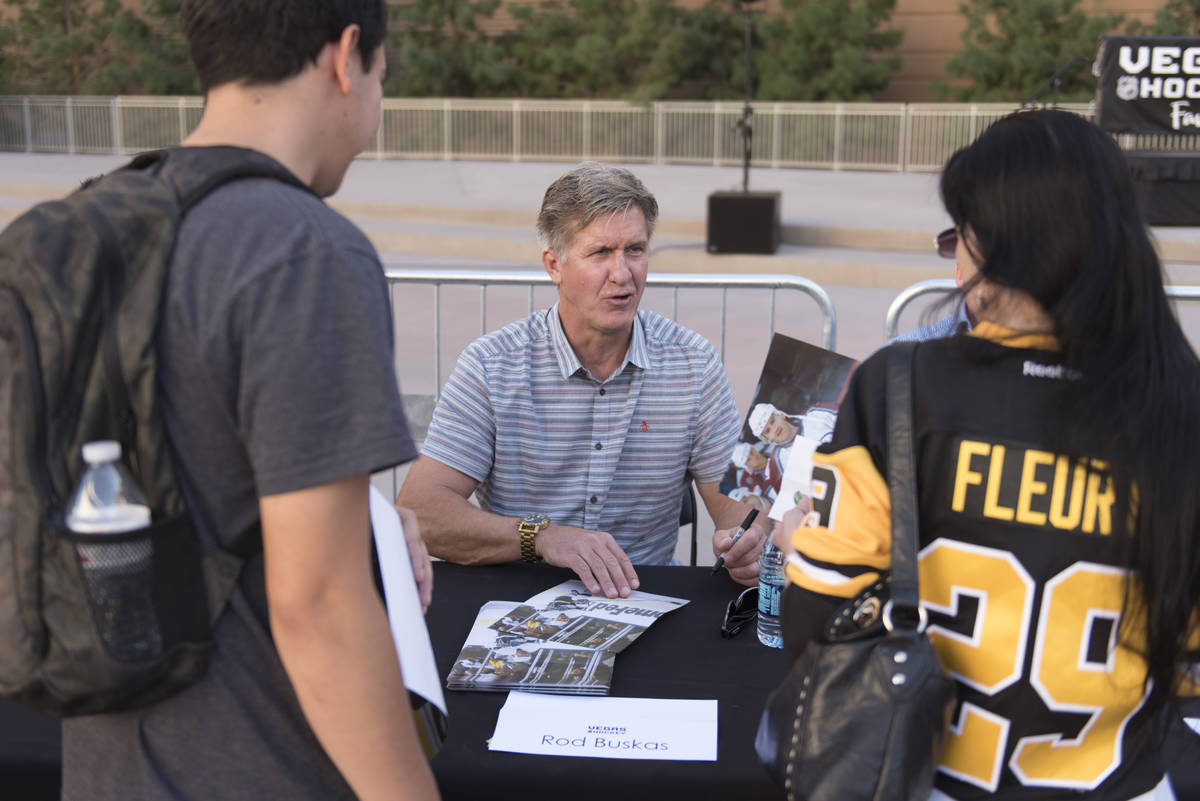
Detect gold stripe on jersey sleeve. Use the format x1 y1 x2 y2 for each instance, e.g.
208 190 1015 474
786 444 891 599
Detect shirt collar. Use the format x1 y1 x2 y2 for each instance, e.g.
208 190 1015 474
969 320 1060 351
546 303 649 380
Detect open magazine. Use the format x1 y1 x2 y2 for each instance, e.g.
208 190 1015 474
718 333 856 520
447 581 688 695
488 580 688 654
447 601 617 696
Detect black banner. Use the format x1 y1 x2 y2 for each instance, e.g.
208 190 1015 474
1096 35 1200 134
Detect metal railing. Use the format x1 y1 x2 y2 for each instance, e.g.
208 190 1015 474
884 279 959 340
885 278 1200 340
384 267 836 400
6 96 1198 173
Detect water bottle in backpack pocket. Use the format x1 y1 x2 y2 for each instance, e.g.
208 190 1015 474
0 146 295 716
66 441 163 664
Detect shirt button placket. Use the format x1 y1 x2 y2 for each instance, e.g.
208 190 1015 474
586 383 608 526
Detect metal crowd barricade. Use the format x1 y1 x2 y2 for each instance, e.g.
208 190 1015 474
384 266 836 393
883 278 957 340
885 278 1200 340
376 266 836 503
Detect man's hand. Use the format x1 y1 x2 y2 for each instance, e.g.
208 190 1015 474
712 514 773 587
395 505 433 613
536 524 639 599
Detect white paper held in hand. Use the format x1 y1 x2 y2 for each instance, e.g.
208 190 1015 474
368 485 447 716
769 436 820 521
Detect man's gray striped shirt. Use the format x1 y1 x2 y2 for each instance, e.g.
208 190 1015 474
421 304 740 565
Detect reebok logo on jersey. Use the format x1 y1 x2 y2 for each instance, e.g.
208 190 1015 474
1022 360 1080 380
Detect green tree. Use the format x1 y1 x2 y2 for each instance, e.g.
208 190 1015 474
387 0 511 96
0 22 15 94
1139 0 1200 34
501 0 694 99
754 0 902 101
2 0 196 94
629 0 746 100
937 0 1124 102
5 0 120 94
105 0 198 95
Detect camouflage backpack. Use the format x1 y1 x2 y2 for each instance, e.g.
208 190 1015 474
0 146 311 716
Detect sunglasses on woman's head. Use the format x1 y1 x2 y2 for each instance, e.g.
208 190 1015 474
935 227 957 259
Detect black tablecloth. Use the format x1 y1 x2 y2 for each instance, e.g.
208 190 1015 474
427 562 787 801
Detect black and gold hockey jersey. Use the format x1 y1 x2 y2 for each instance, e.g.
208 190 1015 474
786 322 1166 801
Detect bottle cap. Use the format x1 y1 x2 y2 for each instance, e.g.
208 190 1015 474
81 440 121 465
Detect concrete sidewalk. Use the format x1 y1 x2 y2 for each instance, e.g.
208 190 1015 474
0 152 948 230
3 151 1199 362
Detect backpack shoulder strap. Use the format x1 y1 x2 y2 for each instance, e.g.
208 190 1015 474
130 146 318 213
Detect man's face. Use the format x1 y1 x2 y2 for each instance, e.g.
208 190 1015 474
315 43 386 197
545 208 649 343
761 412 797 444
746 448 769 472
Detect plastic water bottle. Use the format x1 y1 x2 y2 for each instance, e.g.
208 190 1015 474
66 440 162 663
757 536 786 648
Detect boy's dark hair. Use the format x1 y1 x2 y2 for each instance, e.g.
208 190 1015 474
181 0 388 92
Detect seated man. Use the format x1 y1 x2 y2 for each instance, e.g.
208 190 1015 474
398 163 772 598
889 225 975 343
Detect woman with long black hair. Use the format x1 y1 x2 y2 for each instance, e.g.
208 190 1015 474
781 109 1200 800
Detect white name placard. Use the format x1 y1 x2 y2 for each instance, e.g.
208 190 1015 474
488 692 718 761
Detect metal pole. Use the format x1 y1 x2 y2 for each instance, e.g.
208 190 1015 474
111 97 122 155
582 101 591 160
22 97 32 153
512 100 521 163
741 7 753 192
66 97 75 154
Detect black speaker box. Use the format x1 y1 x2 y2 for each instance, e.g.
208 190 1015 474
706 190 781 254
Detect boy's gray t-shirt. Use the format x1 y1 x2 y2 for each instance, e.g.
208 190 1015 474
62 174 416 800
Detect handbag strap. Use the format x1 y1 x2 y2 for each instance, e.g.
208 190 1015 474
885 342 921 625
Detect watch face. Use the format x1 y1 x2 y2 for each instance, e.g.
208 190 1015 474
522 513 550 526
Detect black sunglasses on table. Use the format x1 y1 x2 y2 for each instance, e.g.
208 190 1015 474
720 586 758 639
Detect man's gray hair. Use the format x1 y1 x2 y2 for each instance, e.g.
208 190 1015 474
536 162 659 257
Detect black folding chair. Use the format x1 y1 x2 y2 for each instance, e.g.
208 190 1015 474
680 481 699 566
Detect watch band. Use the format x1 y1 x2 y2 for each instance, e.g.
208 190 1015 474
518 514 549 564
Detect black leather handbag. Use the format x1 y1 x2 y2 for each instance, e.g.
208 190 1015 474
755 343 957 801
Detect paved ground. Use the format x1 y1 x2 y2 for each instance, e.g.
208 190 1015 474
0 151 948 230
4 151 1200 561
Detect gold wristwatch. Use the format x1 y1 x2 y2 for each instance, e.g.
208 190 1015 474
518 513 550 564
